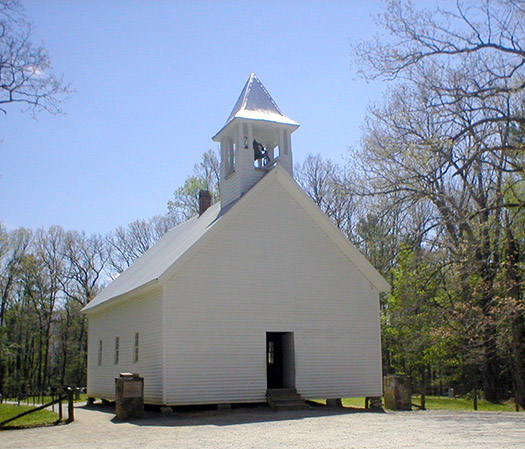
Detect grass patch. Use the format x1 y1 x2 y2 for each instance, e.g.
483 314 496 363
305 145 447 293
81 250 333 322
314 396 518 412
342 397 368 408
310 398 367 407
0 403 59 429
412 395 517 412
3 393 88 405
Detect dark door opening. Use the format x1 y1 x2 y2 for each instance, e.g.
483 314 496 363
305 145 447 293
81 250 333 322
266 332 295 389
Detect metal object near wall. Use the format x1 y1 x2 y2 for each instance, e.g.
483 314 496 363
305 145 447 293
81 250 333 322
115 373 144 420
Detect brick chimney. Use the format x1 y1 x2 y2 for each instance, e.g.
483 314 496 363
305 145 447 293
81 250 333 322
198 190 212 216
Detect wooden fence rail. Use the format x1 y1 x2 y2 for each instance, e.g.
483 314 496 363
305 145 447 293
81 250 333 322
0 387 75 427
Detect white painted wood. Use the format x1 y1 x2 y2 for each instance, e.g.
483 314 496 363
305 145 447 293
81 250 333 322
85 167 387 406
244 167 266 193
220 170 241 208
216 74 299 207
86 287 164 404
85 74 387 406
162 282 168 405
212 73 299 142
278 128 293 175
163 177 382 405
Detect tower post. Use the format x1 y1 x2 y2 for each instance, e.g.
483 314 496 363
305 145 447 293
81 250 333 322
212 73 299 208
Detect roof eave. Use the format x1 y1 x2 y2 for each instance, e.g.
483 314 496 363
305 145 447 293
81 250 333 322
81 278 160 315
212 116 300 142
270 166 391 294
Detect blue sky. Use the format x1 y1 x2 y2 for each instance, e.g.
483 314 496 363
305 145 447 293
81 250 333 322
2 0 386 234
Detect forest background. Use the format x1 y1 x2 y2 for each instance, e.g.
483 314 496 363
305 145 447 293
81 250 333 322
1 0 524 406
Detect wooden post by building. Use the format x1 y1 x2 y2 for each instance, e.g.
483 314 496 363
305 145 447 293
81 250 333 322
67 387 75 423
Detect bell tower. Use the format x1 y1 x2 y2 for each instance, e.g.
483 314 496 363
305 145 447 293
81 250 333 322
212 73 299 208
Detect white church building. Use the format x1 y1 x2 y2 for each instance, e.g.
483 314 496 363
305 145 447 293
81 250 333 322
83 73 390 407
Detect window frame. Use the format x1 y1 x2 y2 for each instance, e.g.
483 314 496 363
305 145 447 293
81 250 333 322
98 340 103 366
134 332 139 363
114 336 120 365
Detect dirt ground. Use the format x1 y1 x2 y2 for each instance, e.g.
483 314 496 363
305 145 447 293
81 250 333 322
2 403 525 449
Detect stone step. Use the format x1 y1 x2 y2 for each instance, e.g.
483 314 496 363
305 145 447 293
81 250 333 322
270 402 308 411
266 388 308 411
266 388 298 397
268 399 305 407
268 400 308 409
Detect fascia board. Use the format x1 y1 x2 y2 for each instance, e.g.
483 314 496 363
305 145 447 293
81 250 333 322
158 165 390 293
157 170 275 284
273 166 391 293
212 117 299 142
81 279 160 315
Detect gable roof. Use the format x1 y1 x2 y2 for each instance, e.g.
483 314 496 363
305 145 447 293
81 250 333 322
270 166 391 294
83 165 389 314
213 74 299 141
82 202 225 313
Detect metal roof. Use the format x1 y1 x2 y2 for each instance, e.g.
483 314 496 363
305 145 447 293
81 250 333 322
83 166 390 314
83 202 224 312
213 74 298 142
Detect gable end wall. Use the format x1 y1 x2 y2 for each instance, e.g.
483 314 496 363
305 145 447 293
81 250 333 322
164 179 382 405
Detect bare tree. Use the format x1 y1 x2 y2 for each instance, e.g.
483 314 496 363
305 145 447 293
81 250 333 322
33 227 67 389
0 225 31 391
0 0 70 116
354 0 525 143
0 225 31 328
106 214 180 275
61 231 108 306
56 231 108 385
353 0 525 403
295 154 360 239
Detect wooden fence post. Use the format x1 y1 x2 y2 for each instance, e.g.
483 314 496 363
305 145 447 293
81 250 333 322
67 387 74 423
0 396 64 427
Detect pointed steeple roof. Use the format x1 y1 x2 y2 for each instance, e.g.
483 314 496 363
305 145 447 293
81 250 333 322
214 74 298 140
227 73 298 124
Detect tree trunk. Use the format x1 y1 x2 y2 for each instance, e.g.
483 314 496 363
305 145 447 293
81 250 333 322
477 220 501 403
505 228 525 409
481 344 500 403
420 367 426 410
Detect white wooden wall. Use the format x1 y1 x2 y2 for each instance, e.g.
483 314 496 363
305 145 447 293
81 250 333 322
86 287 164 404
220 170 241 209
242 165 265 196
220 121 270 208
163 178 382 405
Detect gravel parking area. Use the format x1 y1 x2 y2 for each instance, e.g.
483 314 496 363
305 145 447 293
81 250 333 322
2 403 525 449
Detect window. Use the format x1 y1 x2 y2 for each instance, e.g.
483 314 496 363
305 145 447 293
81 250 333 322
114 337 120 364
222 137 237 178
268 341 274 365
134 332 139 363
98 340 103 366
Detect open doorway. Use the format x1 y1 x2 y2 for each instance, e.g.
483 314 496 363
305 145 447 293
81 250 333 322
266 332 295 389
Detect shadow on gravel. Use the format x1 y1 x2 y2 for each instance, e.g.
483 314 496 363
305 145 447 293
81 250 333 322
82 402 384 428
82 402 116 415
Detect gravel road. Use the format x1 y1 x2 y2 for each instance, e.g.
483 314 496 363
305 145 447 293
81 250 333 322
2 404 524 449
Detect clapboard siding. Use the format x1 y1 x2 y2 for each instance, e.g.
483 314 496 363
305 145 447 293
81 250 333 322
164 178 382 405
243 166 265 193
220 170 241 208
221 154 265 208
86 287 164 404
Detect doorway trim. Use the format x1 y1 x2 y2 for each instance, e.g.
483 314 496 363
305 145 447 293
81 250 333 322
266 332 295 389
